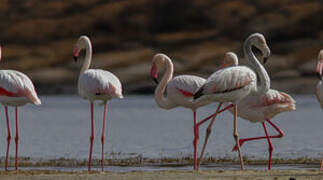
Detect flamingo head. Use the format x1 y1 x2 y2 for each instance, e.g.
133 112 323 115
73 35 91 62
249 33 271 64
221 52 238 68
316 50 323 80
150 53 169 84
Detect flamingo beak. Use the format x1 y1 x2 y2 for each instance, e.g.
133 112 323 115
73 56 78 62
317 73 322 80
73 47 79 62
150 64 159 84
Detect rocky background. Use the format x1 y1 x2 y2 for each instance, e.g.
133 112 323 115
0 0 322 94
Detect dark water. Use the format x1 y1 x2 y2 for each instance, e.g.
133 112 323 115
0 95 322 164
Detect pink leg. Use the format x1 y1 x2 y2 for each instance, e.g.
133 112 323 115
196 104 234 127
88 103 94 171
262 122 273 170
320 158 323 171
14 107 19 170
5 106 11 171
193 111 198 170
233 105 244 170
197 103 222 170
232 119 284 151
101 102 107 171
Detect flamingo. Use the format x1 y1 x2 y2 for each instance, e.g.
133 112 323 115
197 52 296 170
0 46 41 170
73 36 123 171
315 50 323 170
193 33 271 170
150 53 228 170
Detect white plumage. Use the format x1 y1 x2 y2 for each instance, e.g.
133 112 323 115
194 33 272 170
150 53 216 170
0 46 41 171
73 35 122 171
0 70 41 106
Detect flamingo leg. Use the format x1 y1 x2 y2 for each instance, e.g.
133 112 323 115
233 104 244 170
232 119 284 151
88 102 94 171
320 158 323 171
262 122 273 170
193 111 199 170
5 106 11 171
197 103 222 170
14 107 19 170
101 102 107 171
196 104 234 127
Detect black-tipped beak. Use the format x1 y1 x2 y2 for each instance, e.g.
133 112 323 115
263 57 268 64
317 73 322 80
73 56 78 62
152 78 159 84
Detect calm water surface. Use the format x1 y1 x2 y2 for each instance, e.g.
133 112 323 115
0 95 322 162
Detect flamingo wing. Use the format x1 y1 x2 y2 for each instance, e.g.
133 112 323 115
167 75 206 97
260 89 295 106
78 69 123 99
0 70 41 105
194 66 256 99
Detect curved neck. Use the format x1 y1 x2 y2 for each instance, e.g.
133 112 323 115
80 40 92 74
243 40 270 95
154 57 176 109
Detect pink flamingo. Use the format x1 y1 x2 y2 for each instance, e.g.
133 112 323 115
198 52 295 170
316 50 323 170
73 36 123 171
150 53 228 170
0 46 41 170
193 33 271 170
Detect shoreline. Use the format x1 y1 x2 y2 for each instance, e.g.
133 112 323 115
0 169 323 180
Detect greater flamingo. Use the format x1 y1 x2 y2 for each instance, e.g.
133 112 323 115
0 46 41 170
150 53 226 170
198 52 296 170
73 36 123 171
193 33 271 170
315 50 323 170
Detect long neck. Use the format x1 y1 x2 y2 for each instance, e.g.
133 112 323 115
243 40 270 95
154 58 176 109
80 40 92 74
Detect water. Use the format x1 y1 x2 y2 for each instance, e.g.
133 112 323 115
0 95 322 165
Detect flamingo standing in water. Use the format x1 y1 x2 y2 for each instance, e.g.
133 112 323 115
0 46 41 170
150 53 227 170
73 36 123 171
315 50 323 170
197 52 296 170
193 33 271 170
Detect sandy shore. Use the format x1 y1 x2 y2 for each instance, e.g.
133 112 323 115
0 170 322 180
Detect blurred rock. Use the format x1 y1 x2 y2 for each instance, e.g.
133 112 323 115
0 0 322 94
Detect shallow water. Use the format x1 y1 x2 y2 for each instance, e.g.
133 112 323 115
0 95 322 163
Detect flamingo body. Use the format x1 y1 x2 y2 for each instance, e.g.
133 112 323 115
78 69 123 102
230 89 295 123
0 70 41 106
